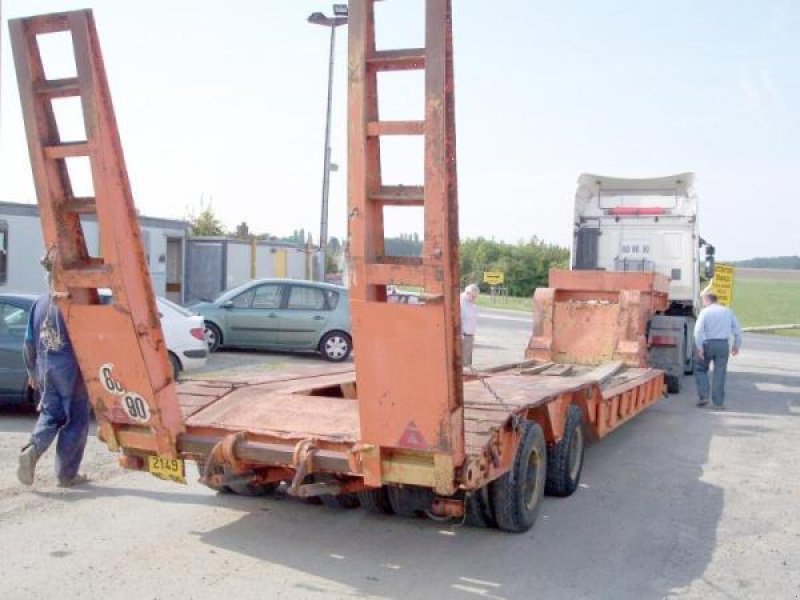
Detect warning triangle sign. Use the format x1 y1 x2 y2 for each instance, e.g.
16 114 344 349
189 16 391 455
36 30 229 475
397 421 429 450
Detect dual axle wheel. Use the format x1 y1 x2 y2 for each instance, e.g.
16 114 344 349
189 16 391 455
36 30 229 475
204 408 586 533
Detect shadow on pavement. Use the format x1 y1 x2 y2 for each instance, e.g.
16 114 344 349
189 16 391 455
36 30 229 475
194 388 723 600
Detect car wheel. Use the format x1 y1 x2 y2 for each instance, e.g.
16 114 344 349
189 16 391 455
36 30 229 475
320 331 352 362
205 322 222 353
168 352 182 382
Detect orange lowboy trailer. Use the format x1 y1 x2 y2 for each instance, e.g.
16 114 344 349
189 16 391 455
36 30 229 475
11 2 664 533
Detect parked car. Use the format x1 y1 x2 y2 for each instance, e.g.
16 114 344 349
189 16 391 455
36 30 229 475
0 293 37 407
98 291 208 378
191 279 352 362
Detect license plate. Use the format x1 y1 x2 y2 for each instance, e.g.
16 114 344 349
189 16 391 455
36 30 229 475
148 455 186 484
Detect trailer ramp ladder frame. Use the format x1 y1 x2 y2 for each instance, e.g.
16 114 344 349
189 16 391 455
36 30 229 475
348 0 464 493
10 11 183 458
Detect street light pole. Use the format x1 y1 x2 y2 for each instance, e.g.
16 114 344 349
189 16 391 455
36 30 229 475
308 6 348 281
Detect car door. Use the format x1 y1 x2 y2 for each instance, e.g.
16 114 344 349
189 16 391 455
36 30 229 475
0 299 31 402
223 283 284 348
276 285 331 349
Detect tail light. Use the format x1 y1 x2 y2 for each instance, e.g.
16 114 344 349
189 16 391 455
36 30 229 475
190 327 205 341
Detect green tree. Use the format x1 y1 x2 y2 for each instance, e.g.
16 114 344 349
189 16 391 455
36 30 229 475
188 203 226 236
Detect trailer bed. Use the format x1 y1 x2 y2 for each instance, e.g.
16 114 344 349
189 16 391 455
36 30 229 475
177 361 664 466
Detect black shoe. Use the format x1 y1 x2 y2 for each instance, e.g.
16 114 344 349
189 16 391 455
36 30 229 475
710 405 726 411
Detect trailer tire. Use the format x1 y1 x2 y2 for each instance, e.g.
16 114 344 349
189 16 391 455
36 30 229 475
387 485 434 518
490 421 547 533
358 487 394 514
321 493 361 509
465 486 496 528
545 405 585 497
666 375 681 394
228 481 280 497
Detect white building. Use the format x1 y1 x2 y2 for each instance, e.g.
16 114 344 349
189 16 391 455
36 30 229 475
0 201 188 302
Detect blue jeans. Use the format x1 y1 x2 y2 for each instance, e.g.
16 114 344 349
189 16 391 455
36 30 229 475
30 368 90 483
694 339 730 407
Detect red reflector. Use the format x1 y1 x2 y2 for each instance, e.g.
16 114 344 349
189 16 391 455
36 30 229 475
190 327 205 341
608 207 665 216
651 335 677 347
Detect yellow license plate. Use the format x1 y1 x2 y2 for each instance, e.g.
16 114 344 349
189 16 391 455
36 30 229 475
148 455 186 484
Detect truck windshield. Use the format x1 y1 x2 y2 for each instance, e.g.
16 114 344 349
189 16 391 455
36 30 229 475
598 194 678 210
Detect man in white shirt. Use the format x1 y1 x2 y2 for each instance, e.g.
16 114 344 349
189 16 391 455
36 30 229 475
694 292 743 410
460 284 480 366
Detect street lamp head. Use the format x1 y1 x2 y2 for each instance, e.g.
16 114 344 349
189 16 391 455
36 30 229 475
307 12 333 27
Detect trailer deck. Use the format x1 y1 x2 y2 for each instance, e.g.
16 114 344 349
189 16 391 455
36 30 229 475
166 362 664 485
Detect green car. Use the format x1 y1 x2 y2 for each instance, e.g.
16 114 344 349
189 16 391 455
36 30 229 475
191 279 352 362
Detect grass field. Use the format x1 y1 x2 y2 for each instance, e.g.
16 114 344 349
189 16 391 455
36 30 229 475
476 294 533 312
731 277 800 329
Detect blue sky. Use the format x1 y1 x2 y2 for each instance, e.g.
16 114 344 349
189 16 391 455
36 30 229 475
1 0 797 260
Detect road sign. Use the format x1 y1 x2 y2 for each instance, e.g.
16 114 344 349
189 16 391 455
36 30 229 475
712 264 734 307
483 271 504 286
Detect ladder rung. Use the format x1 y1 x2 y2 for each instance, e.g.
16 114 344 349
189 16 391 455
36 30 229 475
60 265 111 289
369 186 424 206
366 263 426 288
43 142 90 159
367 48 426 71
61 197 97 214
35 78 81 99
25 13 70 34
367 121 425 136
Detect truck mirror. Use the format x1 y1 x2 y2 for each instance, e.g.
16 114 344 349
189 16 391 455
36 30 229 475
704 255 715 279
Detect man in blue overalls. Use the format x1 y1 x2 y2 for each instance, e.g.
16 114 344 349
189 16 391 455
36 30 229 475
17 294 90 487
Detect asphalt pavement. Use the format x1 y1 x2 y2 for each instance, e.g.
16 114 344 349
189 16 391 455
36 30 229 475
0 311 798 599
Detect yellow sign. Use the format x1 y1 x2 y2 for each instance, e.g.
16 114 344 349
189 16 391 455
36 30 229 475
711 264 734 307
148 455 186 484
483 271 504 286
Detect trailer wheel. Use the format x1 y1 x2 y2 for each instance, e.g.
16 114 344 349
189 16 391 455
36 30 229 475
321 492 361 509
666 375 681 394
545 405 585 497
465 486 496 528
387 485 434 518
490 421 547 533
357 487 394 514
228 481 280 497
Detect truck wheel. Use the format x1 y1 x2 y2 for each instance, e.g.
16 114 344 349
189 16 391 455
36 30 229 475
545 405 585 497
465 486 496 528
387 485 434 518
321 492 361 509
357 487 394 514
666 375 681 394
490 421 547 533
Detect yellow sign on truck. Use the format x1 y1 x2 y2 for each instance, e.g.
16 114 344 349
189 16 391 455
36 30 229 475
711 264 734 306
483 271 505 286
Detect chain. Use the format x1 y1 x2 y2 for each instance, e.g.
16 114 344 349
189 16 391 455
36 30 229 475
37 245 65 401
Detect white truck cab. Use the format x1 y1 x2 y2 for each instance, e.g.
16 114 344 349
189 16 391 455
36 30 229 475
571 173 714 393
